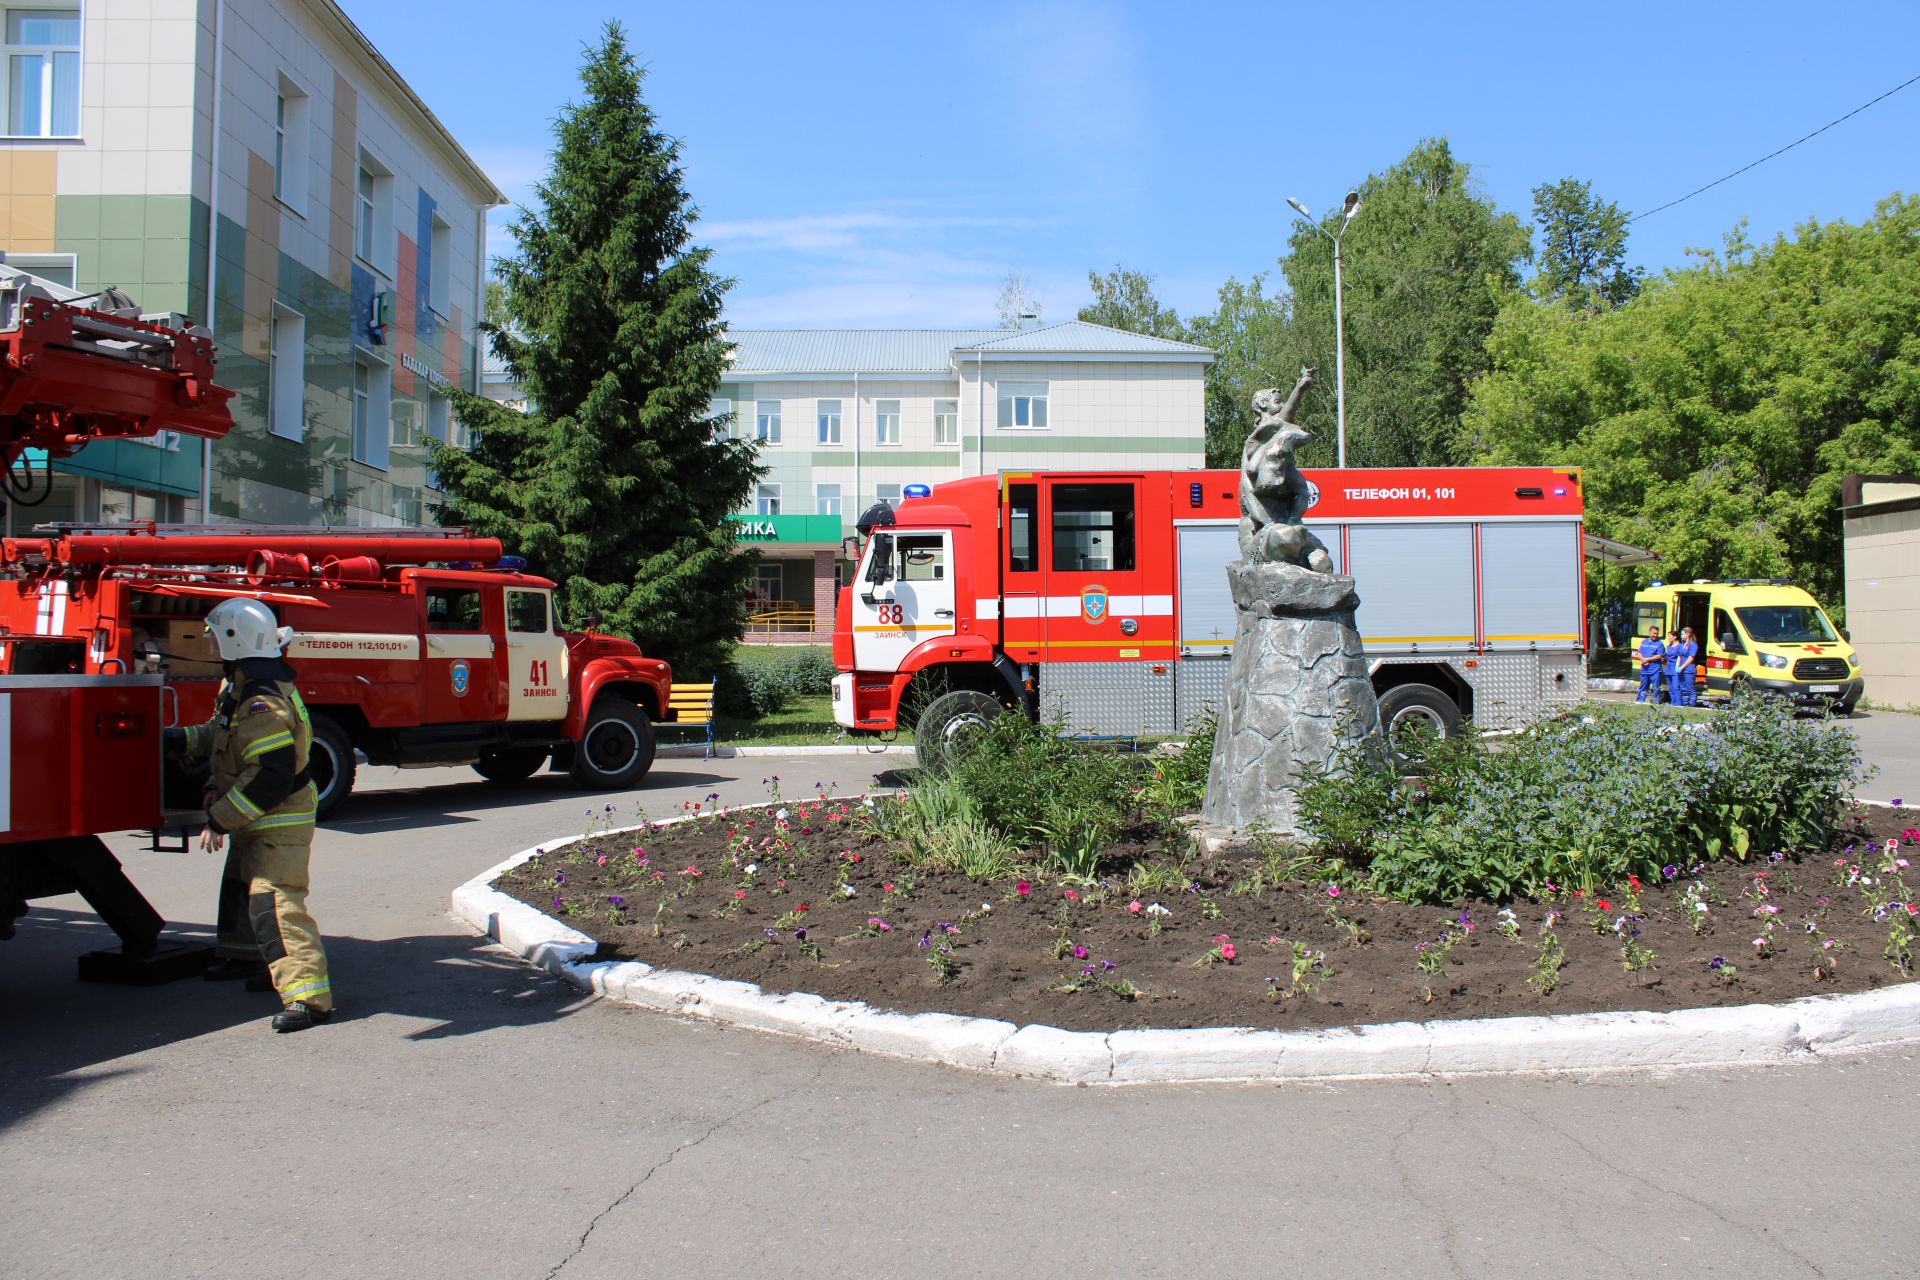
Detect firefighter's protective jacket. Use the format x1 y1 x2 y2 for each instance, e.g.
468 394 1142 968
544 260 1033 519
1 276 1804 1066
181 657 316 834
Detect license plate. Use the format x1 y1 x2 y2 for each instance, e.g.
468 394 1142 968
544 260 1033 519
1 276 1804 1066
1810 684 1839 693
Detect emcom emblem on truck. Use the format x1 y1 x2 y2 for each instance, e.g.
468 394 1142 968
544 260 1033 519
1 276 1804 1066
1081 585 1108 623
450 659 470 697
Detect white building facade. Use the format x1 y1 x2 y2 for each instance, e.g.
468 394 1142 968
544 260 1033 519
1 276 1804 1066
715 321 1213 639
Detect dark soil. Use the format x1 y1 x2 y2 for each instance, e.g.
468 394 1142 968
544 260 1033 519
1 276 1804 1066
498 796 1920 1032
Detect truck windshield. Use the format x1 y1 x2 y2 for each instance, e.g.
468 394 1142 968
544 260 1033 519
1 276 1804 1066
1734 605 1836 644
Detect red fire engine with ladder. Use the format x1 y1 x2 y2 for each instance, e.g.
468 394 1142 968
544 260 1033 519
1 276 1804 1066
833 467 1589 762
0 266 235 976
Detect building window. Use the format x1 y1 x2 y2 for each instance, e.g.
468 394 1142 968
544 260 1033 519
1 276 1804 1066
815 483 840 516
706 396 732 443
753 563 784 610
1 250 75 288
273 75 310 210
355 150 394 273
875 482 901 509
933 398 959 446
874 399 900 446
429 214 451 316
352 356 391 469
268 304 305 441
997 381 1049 429
816 398 842 445
390 398 423 450
755 483 781 516
4 8 79 139
755 399 781 444
427 393 450 444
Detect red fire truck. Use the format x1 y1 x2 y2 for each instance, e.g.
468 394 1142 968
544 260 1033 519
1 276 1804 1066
831 467 1588 758
0 526 675 817
1 267 235 974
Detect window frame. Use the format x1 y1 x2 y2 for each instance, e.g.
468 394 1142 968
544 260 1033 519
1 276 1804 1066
267 302 306 442
351 354 391 470
932 398 959 447
353 148 395 276
873 398 901 446
816 398 842 446
506 589 552 635
815 482 841 516
755 398 782 444
706 396 733 444
428 213 452 318
3 6 81 140
875 482 902 509
272 73 310 212
1049 482 1136 572
425 587 485 633
996 381 1050 431
755 482 782 516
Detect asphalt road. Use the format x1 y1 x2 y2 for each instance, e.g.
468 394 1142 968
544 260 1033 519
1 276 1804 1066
4 724 1920 1280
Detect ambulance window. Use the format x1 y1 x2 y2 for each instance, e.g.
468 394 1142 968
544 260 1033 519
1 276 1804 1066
507 590 551 634
1712 608 1745 654
1007 483 1037 574
1633 601 1666 638
1051 483 1135 573
897 535 945 582
426 588 483 632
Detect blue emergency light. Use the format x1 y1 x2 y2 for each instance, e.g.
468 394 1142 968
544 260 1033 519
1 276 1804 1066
1552 487 1567 496
497 555 528 571
903 484 931 499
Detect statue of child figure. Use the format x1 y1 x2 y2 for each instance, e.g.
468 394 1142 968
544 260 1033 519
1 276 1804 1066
1239 368 1335 573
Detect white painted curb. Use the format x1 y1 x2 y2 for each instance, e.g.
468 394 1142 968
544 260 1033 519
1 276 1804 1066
657 743 916 759
451 813 1920 1085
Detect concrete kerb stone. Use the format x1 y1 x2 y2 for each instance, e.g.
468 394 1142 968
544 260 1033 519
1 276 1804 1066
450 806 1920 1085
657 743 916 759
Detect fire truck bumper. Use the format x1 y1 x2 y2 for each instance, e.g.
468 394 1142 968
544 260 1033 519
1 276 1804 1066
831 673 860 730
832 672 903 732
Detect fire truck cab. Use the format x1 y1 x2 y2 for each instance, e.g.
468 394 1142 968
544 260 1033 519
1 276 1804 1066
0 527 674 816
833 468 1589 760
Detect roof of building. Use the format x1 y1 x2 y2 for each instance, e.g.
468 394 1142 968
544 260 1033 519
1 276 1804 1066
725 321 1213 375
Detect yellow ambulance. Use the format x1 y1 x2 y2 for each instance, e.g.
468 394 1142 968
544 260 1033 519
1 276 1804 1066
1632 580 1863 713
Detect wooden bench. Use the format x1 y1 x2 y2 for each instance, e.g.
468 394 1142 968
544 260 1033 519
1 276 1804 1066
660 679 717 758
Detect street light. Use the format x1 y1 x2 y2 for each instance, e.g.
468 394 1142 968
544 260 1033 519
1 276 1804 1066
1286 190 1362 468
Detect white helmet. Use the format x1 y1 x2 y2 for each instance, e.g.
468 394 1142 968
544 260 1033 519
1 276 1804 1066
205 597 293 661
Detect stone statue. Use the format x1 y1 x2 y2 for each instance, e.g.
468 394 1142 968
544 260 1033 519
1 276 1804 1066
1199 375 1385 836
1239 369 1335 573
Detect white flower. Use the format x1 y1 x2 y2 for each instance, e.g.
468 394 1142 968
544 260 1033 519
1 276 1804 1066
1693 902 1709 913
862 797 876 808
980 902 991 912
840 884 855 897
1145 903 1171 916
776 808 788 821
744 863 758 875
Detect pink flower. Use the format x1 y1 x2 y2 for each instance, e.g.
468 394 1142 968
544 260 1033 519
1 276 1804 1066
595 854 607 867
1064 889 1079 901
733 889 747 900
1127 901 1143 914
1327 885 1341 898
1072 945 1088 960
679 865 701 878
1016 881 1031 897
1220 944 1237 961
1907 903 1918 917
881 882 896 893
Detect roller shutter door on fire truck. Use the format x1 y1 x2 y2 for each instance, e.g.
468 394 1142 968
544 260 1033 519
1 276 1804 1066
1345 524 1475 649
1476 521 1582 650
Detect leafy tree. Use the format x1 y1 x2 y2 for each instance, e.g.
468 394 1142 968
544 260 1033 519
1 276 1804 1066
1282 138 1531 468
432 23 760 676
1464 195 1920 614
1183 273 1291 467
1530 177 1643 310
1077 265 1185 339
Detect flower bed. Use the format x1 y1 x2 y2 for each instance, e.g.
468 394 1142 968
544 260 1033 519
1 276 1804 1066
495 784 1920 1034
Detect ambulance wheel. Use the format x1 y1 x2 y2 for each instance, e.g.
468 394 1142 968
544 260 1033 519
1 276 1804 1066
474 748 547 783
307 714 356 819
570 696 656 790
1376 684 1461 754
914 689 1004 774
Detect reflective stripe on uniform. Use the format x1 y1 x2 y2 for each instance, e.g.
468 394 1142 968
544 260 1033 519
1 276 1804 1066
248 807 316 831
243 730 296 759
279 977 331 1002
225 788 264 821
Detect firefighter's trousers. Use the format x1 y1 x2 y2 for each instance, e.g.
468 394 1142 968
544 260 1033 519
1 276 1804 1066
214 825 331 1012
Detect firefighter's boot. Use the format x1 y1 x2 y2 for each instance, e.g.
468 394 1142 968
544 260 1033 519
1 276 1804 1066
271 1001 331 1033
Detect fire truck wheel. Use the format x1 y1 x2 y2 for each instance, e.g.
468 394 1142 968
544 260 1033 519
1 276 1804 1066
914 689 1006 774
1376 684 1462 753
307 714 357 819
570 696 656 790
473 748 548 783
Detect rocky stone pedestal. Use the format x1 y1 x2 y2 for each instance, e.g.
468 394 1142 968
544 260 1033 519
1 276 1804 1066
1200 562 1385 836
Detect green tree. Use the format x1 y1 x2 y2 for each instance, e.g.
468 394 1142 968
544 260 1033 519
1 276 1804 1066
1282 138 1531 468
1530 177 1642 310
1464 195 1920 613
1077 265 1185 339
1183 273 1292 467
432 23 759 676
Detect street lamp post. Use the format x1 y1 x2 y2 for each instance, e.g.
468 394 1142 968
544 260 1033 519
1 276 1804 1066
1286 191 1362 468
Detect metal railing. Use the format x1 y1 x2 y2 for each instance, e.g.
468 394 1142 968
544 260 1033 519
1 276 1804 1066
743 605 819 634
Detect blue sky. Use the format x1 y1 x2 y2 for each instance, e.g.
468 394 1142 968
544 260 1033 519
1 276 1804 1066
340 1 1920 328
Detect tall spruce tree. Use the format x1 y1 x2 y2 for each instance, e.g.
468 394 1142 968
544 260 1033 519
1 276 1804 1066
433 24 758 677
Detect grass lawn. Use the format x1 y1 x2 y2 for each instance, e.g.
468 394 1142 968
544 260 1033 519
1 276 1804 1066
713 692 848 747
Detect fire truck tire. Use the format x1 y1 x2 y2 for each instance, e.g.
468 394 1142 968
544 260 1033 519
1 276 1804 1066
914 689 1006 774
570 696 656 790
307 714 356 818
1376 683 1462 749
473 748 548 783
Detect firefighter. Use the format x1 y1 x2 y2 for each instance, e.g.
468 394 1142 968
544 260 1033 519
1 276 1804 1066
1636 625 1667 703
164 598 331 1033
1670 625 1700 707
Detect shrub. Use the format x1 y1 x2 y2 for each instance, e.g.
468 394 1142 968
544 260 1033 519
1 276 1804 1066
1295 696 1866 903
946 712 1136 849
714 645 835 719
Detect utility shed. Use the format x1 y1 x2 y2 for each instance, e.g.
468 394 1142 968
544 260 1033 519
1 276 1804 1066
1841 474 1920 710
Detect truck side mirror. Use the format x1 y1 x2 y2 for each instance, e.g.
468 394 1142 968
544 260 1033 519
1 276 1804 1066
864 535 894 588
581 609 604 632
